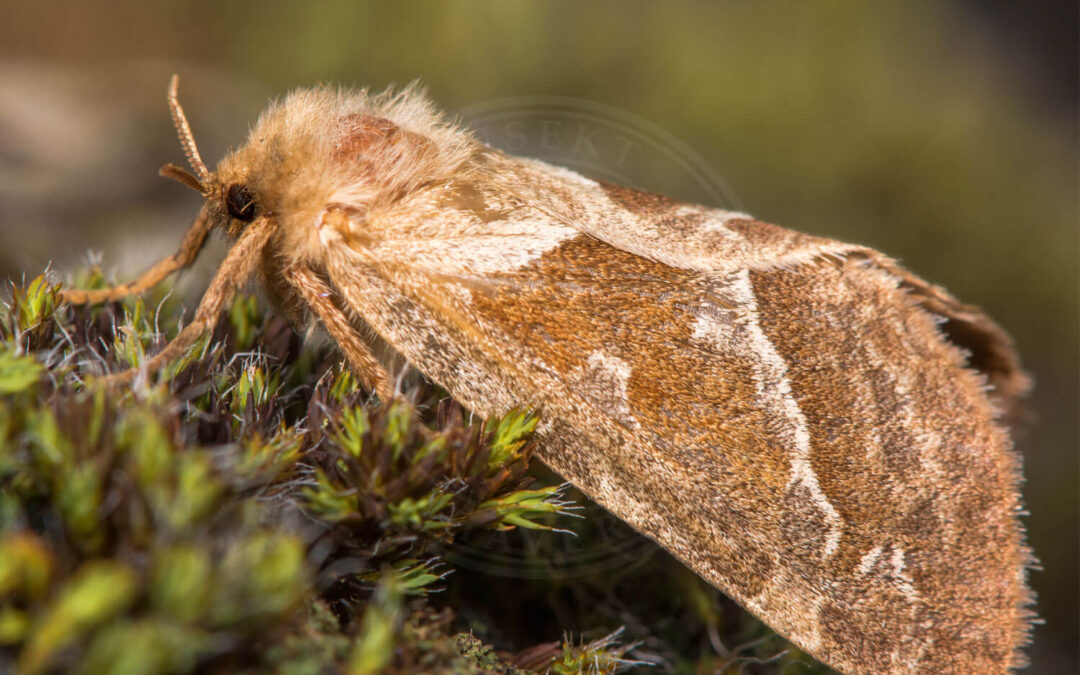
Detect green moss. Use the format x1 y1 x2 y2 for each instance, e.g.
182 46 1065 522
0 351 44 396
0 273 654 674
20 561 138 673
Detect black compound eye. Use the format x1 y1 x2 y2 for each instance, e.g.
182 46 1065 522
225 183 257 222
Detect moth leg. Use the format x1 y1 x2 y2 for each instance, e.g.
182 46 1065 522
283 264 394 402
64 207 213 304
102 219 273 385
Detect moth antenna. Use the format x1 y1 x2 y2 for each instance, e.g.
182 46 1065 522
167 74 210 183
159 163 208 194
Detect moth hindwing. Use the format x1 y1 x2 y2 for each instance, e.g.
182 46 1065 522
66 77 1034 675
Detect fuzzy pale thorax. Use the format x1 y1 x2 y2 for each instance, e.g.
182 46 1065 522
74 79 1035 675
211 84 480 266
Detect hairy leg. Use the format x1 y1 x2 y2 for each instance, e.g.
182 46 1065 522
103 219 272 384
283 263 393 402
64 207 214 305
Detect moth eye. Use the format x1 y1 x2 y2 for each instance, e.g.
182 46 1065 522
225 183 257 222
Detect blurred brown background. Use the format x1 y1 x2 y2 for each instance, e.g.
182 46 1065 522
2 2 1075 672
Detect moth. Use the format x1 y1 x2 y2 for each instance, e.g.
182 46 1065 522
64 76 1035 674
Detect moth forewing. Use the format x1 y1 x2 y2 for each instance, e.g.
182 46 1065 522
65 77 1034 675
327 187 1033 674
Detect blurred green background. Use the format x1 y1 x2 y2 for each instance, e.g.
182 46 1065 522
2 1 1075 672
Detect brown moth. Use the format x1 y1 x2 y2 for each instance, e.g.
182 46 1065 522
64 76 1035 674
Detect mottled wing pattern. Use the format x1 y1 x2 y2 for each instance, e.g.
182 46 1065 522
500 156 1030 423
320 159 1032 675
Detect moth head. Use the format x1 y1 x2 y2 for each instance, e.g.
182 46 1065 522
160 78 478 258
158 75 266 238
